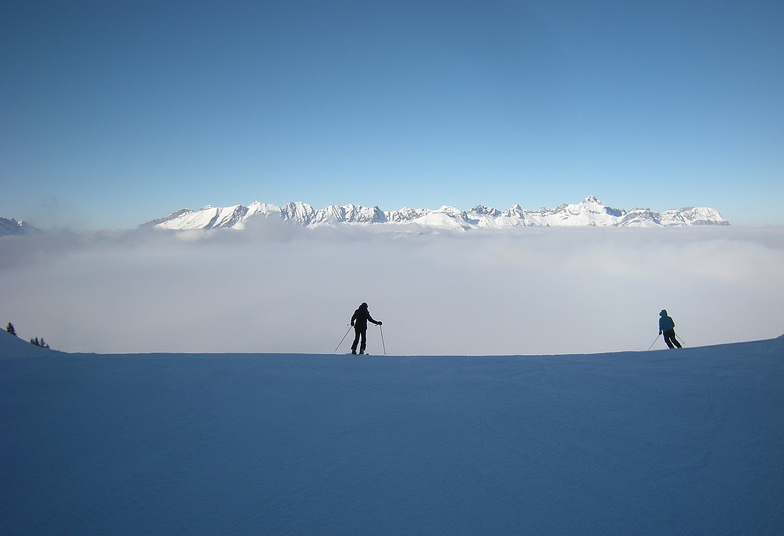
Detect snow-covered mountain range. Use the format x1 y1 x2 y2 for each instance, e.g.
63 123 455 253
143 196 729 231
0 217 42 237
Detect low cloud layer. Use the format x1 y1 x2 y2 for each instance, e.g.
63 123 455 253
2 222 783 355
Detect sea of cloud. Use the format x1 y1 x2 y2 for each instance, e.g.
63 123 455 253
1 219 783 355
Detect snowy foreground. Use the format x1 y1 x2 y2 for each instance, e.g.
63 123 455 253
2 331 783 535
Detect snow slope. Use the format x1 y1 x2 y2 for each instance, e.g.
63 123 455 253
2 330 783 535
144 196 729 231
0 329 59 358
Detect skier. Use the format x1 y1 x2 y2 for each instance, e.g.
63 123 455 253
658 310 682 349
350 303 381 355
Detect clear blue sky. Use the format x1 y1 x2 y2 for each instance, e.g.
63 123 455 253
2 0 782 229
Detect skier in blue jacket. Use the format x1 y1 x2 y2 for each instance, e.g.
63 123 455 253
659 310 682 349
350 302 381 355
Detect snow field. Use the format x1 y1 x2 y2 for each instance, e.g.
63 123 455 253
1 332 783 535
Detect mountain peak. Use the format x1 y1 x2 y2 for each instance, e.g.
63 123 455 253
0 217 43 237
143 197 729 232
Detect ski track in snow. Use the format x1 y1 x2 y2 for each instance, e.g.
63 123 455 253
707 378 738 450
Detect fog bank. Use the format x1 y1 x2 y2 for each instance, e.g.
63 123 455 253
1 223 783 354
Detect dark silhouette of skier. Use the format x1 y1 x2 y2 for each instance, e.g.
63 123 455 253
659 310 682 349
350 303 381 355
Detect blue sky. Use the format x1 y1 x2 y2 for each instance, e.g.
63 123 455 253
2 0 782 229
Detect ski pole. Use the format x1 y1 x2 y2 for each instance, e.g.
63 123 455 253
647 334 660 351
379 324 387 355
675 334 686 347
335 325 352 352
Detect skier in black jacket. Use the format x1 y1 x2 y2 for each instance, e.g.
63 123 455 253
658 309 682 349
350 302 381 355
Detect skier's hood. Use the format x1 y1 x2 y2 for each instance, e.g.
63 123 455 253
660 310 668 317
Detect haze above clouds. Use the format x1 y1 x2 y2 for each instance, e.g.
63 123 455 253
2 224 782 355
